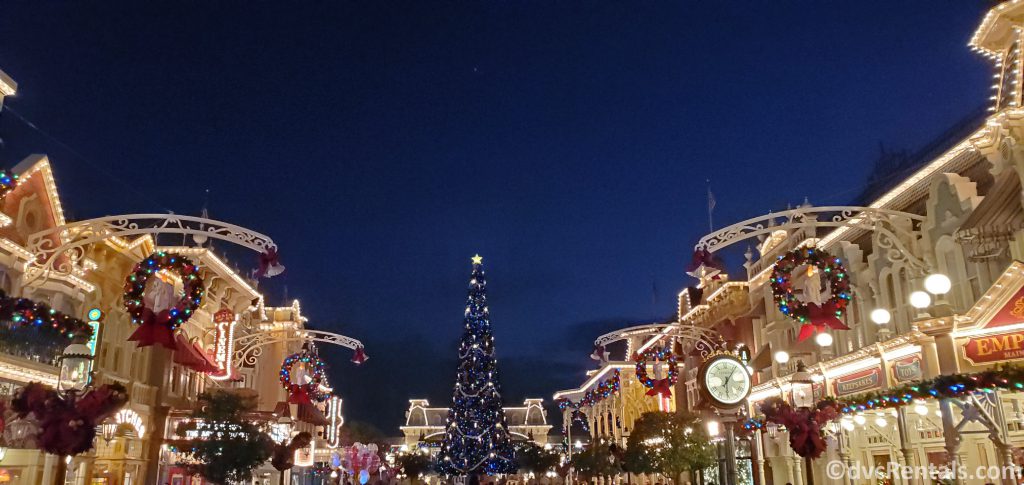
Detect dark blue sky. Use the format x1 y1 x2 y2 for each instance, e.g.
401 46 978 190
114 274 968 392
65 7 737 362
0 2 991 432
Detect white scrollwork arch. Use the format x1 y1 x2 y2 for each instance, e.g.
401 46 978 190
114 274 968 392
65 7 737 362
693 205 931 274
23 214 278 287
233 329 365 368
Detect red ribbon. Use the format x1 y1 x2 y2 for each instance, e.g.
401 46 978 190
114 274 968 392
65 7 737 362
686 249 724 276
288 384 312 404
128 308 178 349
796 302 850 341
645 378 673 398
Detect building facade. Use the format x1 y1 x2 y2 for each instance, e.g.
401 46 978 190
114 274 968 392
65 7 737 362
0 68 348 485
399 398 552 451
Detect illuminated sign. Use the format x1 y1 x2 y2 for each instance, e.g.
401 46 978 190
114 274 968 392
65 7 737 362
327 396 345 448
116 409 146 438
963 329 1024 365
85 308 102 379
209 310 237 381
833 367 881 396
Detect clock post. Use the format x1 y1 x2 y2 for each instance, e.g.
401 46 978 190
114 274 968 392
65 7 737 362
697 352 752 485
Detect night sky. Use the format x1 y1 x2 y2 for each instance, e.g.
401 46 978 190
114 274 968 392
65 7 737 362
0 2 991 433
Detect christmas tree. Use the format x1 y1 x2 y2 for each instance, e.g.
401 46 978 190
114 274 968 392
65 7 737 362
436 255 518 476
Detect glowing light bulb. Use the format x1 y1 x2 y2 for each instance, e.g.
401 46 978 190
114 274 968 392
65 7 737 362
773 351 790 364
815 332 833 347
924 274 952 295
909 291 932 309
870 308 891 325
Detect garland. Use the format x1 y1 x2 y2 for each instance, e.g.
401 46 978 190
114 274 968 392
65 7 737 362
758 397 839 459
124 251 204 349
0 290 92 341
747 365 1024 458
770 247 851 341
837 364 1024 414
9 381 128 456
556 370 620 410
280 350 328 404
634 345 678 397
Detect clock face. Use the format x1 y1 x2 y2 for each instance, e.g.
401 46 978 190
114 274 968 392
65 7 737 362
702 356 751 406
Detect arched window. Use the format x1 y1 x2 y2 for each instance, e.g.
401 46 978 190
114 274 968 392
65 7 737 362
935 236 969 311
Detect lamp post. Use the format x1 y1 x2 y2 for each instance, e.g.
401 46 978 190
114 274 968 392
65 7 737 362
51 342 95 485
789 361 815 485
100 418 118 445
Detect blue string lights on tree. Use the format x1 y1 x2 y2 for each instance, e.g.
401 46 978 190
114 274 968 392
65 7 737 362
436 255 517 477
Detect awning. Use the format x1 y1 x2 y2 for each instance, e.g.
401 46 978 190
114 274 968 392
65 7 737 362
297 402 331 426
172 334 219 374
956 169 1024 259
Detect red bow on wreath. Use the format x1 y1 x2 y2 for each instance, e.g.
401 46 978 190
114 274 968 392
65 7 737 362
287 384 312 404
128 307 179 349
257 247 286 278
796 302 850 342
645 378 673 398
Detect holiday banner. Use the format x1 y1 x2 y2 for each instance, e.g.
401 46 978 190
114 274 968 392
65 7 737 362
963 329 1024 365
833 367 881 396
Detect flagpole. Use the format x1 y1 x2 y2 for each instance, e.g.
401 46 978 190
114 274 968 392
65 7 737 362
706 179 715 232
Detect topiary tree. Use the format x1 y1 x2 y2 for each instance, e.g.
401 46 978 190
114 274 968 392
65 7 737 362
395 452 434 483
570 442 620 480
624 411 716 484
175 390 275 484
516 442 561 476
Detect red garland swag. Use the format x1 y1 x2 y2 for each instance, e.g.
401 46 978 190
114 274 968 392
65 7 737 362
769 247 852 341
11 382 128 456
759 397 839 459
124 252 205 349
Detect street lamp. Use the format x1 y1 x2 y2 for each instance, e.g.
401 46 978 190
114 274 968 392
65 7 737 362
870 308 891 325
774 350 790 364
100 418 118 444
57 343 93 393
789 361 814 409
924 273 952 295
788 361 816 485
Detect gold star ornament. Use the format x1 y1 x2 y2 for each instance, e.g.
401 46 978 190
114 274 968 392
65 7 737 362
471 254 483 265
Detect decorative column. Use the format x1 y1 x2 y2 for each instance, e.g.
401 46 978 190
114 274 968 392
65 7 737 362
939 399 963 485
791 456 804 485
896 407 919 485
752 430 766 485
919 336 940 379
